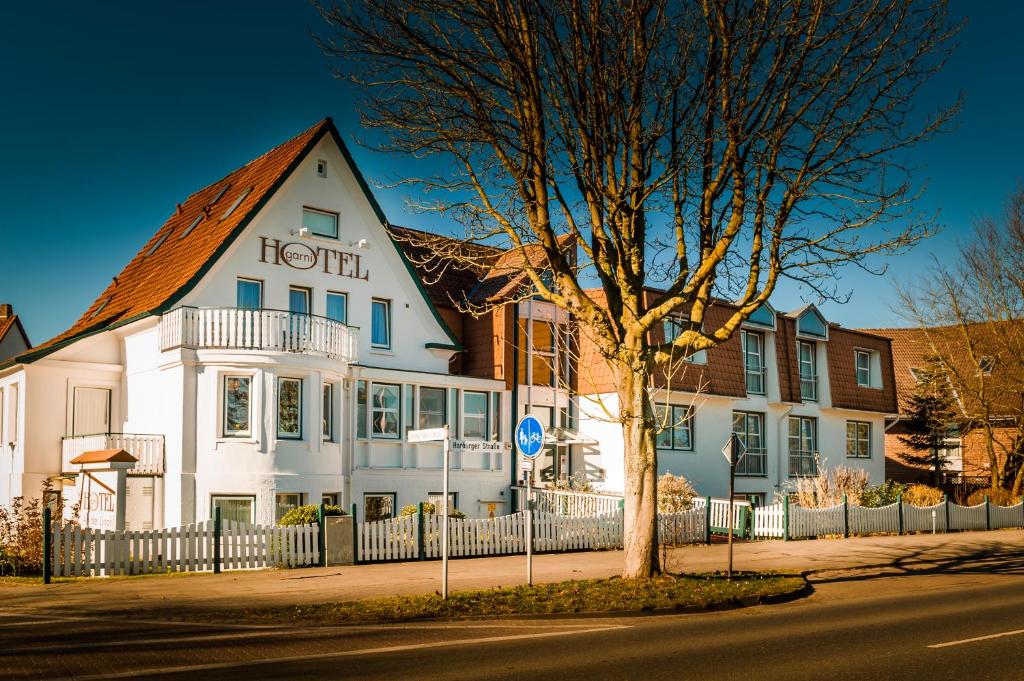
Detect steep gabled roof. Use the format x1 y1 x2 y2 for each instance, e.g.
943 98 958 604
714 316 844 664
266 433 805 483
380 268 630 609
0 309 31 363
15 118 459 363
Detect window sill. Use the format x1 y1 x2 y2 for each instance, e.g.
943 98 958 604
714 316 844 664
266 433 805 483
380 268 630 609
216 438 257 445
370 347 394 355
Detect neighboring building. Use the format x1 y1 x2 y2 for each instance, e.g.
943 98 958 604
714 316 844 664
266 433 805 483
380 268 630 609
864 324 1023 487
0 304 30 362
0 117 901 530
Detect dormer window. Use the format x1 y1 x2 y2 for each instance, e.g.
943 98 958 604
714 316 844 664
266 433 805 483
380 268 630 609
979 356 995 375
796 306 828 340
663 316 707 365
745 303 776 329
855 350 872 387
743 330 765 394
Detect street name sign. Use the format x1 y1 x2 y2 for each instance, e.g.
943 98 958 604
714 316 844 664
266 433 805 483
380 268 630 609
450 440 512 453
408 427 447 443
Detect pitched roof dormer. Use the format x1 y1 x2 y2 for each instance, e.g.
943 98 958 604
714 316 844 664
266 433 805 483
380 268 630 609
791 304 829 341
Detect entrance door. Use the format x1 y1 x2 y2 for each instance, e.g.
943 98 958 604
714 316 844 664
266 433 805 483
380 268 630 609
73 387 111 436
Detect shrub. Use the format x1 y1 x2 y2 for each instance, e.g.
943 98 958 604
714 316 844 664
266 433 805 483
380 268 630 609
278 504 345 526
902 484 943 507
398 502 466 519
550 472 594 493
793 465 869 508
966 487 1021 507
0 492 45 576
657 472 696 513
859 480 907 508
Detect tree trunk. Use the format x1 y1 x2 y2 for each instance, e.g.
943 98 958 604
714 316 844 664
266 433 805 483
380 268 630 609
618 364 660 579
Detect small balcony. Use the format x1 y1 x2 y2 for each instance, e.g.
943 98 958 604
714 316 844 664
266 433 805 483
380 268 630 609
159 307 358 362
735 448 767 477
62 433 165 476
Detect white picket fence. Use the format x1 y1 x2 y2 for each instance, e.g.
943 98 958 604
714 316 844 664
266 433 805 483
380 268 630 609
692 497 750 532
903 502 947 533
753 502 786 538
778 500 1024 539
52 520 319 577
512 486 624 517
658 509 706 545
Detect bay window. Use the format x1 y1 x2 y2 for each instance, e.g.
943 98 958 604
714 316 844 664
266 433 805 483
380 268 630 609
462 391 489 440
277 377 302 439
222 375 251 437
371 383 400 438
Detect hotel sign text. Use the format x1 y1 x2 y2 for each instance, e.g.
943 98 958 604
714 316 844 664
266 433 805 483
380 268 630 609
259 237 369 280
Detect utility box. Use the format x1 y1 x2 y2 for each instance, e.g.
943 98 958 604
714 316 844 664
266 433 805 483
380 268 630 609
324 515 355 565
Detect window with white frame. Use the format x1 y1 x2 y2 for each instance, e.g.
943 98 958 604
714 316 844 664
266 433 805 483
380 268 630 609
371 298 391 348
462 391 489 440
798 341 817 401
732 411 766 476
855 350 872 387
303 207 338 239
418 387 446 429
277 377 302 440
364 493 395 521
846 420 871 458
656 404 694 451
222 375 252 437
211 495 254 524
275 493 303 522
980 356 995 375
663 316 707 364
788 416 818 476
322 383 333 440
743 330 765 394
371 383 400 438
356 380 368 439
326 292 347 324
236 278 262 310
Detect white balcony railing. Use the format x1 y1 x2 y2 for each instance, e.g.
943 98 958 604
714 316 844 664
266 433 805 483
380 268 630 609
62 433 165 475
159 307 358 362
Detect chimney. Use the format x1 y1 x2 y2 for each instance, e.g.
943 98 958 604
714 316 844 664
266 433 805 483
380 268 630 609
0 304 12 318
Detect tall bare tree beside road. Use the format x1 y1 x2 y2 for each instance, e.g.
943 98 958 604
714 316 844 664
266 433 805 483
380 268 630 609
318 0 958 577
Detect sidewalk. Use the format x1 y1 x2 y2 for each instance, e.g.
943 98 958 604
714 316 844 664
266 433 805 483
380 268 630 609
4 529 1022 618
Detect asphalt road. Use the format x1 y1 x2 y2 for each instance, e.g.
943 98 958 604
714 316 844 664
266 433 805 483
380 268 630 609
2 561 1022 679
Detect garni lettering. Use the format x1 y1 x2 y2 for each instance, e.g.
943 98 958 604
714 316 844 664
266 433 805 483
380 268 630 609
259 237 369 280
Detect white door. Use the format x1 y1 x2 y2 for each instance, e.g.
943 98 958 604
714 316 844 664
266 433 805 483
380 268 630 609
73 387 110 436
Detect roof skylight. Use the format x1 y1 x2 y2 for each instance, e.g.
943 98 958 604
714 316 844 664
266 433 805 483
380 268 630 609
90 297 111 320
221 187 252 220
179 214 203 240
211 184 231 205
146 232 169 257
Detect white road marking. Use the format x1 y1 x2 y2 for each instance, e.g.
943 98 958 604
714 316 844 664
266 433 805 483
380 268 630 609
43 625 628 680
928 628 1024 649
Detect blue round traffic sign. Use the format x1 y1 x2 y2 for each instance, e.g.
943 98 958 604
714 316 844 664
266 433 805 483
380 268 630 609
515 415 545 458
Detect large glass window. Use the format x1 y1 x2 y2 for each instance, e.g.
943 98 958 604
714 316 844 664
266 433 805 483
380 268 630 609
326 292 347 324
275 493 303 522
371 383 400 438
463 391 489 440
418 387 446 429
322 383 333 440
656 405 694 451
743 331 765 395
371 299 391 348
855 350 871 387
236 278 262 310
846 421 871 458
356 380 368 439
277 377 302 439
303 207 338 239
798 342 817 401
788 416 818 476
289 286 310 314
364 493 395 522
223 376 251 437
212 496 254 524
732 411 766 476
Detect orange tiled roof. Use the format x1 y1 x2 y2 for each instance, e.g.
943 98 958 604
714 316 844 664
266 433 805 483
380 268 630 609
20 119 334 360
69 449 138 465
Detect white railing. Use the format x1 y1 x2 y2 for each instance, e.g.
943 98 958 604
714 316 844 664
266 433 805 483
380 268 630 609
52 519 319 576
736 449 767 476
512 486 623 517
62 433 165 475
159 306 358 362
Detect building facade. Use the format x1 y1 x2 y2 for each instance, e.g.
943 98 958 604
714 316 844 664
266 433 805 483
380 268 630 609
0 118 900 530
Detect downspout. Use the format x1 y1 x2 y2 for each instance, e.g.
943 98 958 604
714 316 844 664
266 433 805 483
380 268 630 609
344 366 362 510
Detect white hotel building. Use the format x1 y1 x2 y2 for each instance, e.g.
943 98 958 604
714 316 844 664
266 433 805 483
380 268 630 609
0 119 898 529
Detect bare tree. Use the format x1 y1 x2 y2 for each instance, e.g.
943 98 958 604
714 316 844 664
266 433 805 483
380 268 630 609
899 189 1024 495
318 0 958 577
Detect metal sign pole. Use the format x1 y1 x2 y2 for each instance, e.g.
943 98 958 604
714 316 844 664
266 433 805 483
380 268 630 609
526 465 534 586
727 434 736 581
442 423 450 599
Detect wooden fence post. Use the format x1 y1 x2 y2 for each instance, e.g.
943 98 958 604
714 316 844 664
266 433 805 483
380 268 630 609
783 495 790 542
417 502 425 560
842 494 849 538
897 493 904 535
984 494 991 531
351 503 359 565
943 493 950 532
42 506 52 584
213 506 222 574
317 502 327 567
704 496 711 544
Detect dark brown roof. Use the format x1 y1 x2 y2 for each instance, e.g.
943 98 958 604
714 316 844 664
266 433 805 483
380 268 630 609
389 226 503 307
826 326 899 413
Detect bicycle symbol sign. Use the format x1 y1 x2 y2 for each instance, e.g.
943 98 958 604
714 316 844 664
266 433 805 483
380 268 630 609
515 415 545 458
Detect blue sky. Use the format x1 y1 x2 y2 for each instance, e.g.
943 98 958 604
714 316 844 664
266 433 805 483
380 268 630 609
1 1 1021 345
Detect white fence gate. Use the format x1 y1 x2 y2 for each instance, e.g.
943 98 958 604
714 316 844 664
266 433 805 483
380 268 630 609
52 520 319 577
753 502 785 538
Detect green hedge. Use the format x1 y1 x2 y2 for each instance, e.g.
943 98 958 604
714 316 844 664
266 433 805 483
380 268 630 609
278 504 346 526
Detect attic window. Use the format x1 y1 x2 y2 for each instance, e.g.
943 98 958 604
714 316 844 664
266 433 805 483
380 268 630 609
179 214 203 240
316 159 327 178
90 297 111 320
221 187 252 220
980 356 995 375
146 232 169 257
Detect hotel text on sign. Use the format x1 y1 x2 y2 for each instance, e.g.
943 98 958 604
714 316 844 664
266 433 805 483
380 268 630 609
259 237 370 280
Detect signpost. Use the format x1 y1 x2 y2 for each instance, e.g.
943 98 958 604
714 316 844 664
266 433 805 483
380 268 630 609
721 433 747 580
407 425 451 598
515 415 545 586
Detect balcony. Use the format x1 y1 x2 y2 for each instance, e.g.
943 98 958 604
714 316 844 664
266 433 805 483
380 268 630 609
159 307 358 362
735 448 767 477
62 433 165 476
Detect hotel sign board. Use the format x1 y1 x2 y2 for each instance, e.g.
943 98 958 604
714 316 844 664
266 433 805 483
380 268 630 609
259 237 369 280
